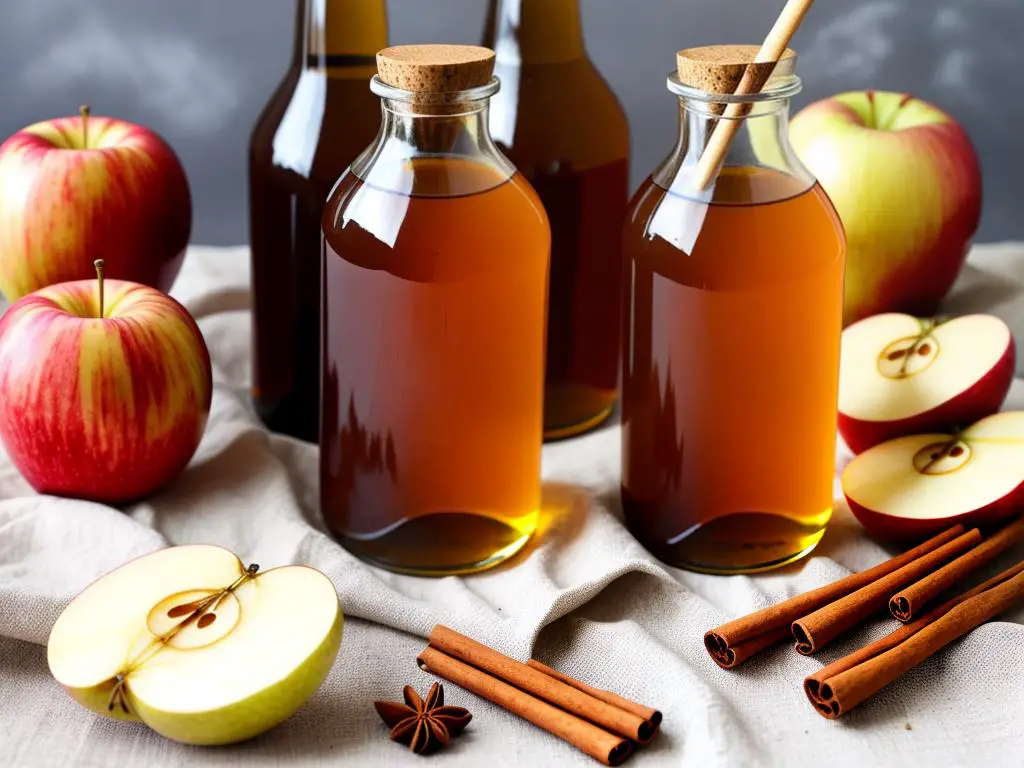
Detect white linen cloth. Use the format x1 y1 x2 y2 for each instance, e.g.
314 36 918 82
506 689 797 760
1 244 1022 768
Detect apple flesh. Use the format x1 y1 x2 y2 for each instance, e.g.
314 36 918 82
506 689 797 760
838 313 1014 453
0 110 191 301
790 90 981 325
842 412 1024 540
47 544 343 745
0 274 212 502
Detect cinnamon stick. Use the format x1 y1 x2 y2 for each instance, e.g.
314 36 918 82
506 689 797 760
704 524 966 668
426 625 659 744
526 659 663 739
890 516 1024 622
805 560 1024 718
691 0 816 189
418 647 632 766
791 528 982 654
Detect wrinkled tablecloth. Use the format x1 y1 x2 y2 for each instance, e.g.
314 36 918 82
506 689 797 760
2 244 1022 768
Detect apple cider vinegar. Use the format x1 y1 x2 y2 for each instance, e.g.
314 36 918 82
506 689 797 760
320 46 549 575
621 47 845 573
483 0 630 439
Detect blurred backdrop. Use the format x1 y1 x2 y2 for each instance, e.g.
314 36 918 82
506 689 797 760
2 0 1021 244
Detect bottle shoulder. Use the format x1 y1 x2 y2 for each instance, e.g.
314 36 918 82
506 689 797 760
324 159 550 237
250 70 380 184
490 59 629 170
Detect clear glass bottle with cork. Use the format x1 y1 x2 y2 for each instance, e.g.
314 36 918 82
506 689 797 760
620 45 846 573
320 44 550 576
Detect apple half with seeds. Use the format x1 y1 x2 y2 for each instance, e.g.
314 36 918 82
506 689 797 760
47 545 342 745
838 313 1014 454
842 411 1024 540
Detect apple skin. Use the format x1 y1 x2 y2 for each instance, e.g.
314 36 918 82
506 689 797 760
0 278 211 502
790 90 981 325
838 340 1016 454
0 114 191 301
847 488 1022 542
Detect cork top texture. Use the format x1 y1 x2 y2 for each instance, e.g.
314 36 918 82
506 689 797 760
676 44 797 94
376 45 496 93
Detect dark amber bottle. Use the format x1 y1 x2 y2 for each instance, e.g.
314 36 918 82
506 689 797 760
248 0 387 441
483 0 630 439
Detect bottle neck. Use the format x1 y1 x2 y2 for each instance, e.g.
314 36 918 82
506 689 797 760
352 79 515 188
657 81 814 200
484 0 585 65
297 0 387 70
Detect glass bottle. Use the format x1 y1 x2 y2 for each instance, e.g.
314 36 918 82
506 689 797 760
320 45 550 576
621 47 846 574
483 0 630 440
248 0 387 442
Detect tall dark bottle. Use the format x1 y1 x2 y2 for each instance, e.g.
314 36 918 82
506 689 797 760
483 0 630 439
248 0 387 441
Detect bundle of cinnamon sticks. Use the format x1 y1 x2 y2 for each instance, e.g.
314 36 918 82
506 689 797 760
417 625 662 765
704 516 1024 718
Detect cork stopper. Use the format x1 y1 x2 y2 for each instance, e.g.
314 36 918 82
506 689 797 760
676 45 797 95
376 45 496 93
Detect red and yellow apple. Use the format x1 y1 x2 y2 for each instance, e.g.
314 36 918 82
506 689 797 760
790 90 981 325
0 107 191 301
0 263 211 502
838 313 1014 453
842 412 1024 540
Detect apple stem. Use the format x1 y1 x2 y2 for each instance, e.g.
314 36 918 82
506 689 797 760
80 104 90 148
94 259 105 318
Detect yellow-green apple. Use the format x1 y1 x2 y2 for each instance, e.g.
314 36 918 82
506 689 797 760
47 544 343 745
0 106 191 301
839 313 1014 453
0 261 211 502
842 412 1024 540
790 91 981 325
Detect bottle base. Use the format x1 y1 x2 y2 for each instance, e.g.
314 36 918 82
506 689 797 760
331 510 538 577
626 506 832 575
543 395 616 441
253 393 319 444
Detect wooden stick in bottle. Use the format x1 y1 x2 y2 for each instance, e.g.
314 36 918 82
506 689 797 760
692 0 816 190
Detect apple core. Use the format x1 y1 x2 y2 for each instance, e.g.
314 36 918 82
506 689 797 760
912 439 971 476
147 589 242 649
877 334 939 379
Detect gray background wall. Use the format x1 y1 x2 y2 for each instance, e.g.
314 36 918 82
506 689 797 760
2 0 1021 244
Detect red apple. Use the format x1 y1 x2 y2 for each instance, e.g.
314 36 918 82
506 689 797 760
0 262 211 502
842 412 1024 540
0 107 191 301
838 313 1014 454
790 90 981 325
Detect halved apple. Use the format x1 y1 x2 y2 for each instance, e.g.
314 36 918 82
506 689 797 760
842 411 1024 539
838 313 1014 454
47 544 342 745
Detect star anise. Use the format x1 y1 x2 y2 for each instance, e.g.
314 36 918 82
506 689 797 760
374 683 472 755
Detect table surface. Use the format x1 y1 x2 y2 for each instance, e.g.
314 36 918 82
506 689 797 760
1 243 1022 768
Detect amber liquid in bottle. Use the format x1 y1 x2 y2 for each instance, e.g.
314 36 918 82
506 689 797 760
322 158 549 575
622 167 845 572
484 0 630 439
248 0 386 441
